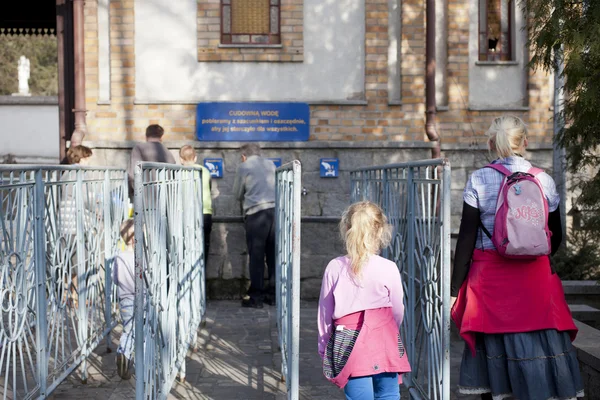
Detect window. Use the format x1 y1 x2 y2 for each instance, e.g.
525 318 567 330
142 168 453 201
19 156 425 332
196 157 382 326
479 0 513 61
221 0 281 45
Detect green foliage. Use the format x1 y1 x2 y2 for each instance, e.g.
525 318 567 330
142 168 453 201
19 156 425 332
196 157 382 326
527 0 600 255
553 226 600 280
0 35 58 96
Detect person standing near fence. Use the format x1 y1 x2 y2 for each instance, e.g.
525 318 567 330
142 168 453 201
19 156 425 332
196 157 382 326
451 116 584 400
179 145 213 266
233 143 276 309
113 218 136 380
318 201 410 400
127 124 176 199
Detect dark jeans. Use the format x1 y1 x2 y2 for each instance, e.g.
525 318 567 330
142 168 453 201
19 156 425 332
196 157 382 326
203 214 212 266
245 208 275 301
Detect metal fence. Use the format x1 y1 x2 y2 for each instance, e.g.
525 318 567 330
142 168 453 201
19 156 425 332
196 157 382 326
350 159 451 400
275 161 301 400
133 162 206 400
0 166 127 399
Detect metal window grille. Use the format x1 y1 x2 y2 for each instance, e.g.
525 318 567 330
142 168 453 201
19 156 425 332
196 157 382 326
221 0 281 45
479 0 513 61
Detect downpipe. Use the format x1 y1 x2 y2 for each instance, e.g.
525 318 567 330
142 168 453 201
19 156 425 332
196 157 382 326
425 0 441 159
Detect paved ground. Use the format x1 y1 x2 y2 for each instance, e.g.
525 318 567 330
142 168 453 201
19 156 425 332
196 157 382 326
51 301 478 400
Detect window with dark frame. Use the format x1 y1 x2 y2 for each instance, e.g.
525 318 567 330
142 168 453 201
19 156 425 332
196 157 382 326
478 0 513 61
221 0 281 45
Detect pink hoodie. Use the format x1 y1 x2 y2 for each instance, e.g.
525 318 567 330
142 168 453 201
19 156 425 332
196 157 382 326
317 255 405 358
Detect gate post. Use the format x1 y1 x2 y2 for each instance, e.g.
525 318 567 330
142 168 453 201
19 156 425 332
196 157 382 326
406 166 416 391
275 160 301 400
134 163 145 400
441 163 451 400
75 169 88 383
103 171 113 352
34 168 48 397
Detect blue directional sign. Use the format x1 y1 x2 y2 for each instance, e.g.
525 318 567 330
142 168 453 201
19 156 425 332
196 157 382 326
204 158 223 179
268 158 282 168
196 102 310 141
320 158 339 178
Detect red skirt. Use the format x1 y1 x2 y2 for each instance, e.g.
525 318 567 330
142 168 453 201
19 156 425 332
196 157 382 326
451 249 578 356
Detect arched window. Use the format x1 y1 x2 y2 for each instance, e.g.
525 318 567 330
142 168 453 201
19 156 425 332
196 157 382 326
221 0 281 45
479 0 513 61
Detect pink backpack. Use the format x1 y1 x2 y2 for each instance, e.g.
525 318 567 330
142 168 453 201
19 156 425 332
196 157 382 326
482 164 551 259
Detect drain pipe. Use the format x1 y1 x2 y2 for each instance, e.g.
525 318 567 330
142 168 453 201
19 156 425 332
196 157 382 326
425 0 441 159
71 0 87 147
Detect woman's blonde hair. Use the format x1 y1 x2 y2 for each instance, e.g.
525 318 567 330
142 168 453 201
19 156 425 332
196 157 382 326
339 201 392 278
486 116 528 159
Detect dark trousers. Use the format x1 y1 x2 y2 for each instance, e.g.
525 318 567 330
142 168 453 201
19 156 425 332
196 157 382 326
245 208 276 301
203 214 212 266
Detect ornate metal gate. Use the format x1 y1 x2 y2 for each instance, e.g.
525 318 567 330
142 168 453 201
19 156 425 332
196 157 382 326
133 162 206 400
350 159 451 400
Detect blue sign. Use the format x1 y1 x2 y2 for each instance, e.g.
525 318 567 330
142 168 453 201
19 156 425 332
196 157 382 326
204 158 223 179
320 158 339 178
268 158 282 168
196 102 310 141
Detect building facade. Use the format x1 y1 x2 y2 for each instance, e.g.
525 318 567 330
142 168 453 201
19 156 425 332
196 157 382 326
80 0 557 298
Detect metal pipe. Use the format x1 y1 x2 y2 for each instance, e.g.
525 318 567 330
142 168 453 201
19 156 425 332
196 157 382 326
71 0 87 147
56 0 67 163
425 0 441 159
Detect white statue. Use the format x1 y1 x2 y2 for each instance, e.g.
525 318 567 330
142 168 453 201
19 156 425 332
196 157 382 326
17 56 31 96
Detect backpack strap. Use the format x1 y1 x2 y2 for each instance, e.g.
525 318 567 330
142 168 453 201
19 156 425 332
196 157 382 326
484 163 512 176
528 167 544 176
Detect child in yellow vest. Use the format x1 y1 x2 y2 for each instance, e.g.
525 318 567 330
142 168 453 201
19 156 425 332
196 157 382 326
179 145 213 265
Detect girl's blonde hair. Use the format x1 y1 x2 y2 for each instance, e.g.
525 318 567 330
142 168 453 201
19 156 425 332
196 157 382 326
340 201 392 278
486 116 528 159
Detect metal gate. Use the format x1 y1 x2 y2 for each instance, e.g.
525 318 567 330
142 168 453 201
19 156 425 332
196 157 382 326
350 159 451 400
133 162 206 400
274 161 301 400
0 166 127 399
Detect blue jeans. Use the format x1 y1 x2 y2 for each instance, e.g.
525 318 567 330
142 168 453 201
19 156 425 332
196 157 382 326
344 372 400 400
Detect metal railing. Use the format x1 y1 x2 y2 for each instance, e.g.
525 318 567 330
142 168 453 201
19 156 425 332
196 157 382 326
275 161 301 400
0 166 127 399
350 159 451 400
133 162 206 400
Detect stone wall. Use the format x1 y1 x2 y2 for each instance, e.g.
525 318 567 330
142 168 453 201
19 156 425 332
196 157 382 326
88 140 553 299
573 320 600 400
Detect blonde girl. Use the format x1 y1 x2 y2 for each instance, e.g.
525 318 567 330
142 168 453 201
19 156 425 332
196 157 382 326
451 116 583 400
318 201 410 400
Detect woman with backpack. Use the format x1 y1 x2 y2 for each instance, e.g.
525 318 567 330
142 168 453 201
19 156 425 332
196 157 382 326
451 116 584 400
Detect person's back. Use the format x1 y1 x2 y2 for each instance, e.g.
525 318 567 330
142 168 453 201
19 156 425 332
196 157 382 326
128 124 176 198
114 248 135 303
113 219 136 380
450 116 583 400
234 155 276 216
195 164 213 215
318 201 410 399
233 144 277 308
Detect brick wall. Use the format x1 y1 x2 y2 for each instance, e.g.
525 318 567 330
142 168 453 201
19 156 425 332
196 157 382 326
83 0 554 145
197 0 304 62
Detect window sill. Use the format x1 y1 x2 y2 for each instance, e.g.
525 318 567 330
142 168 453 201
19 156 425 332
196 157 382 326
468 105 529 111
475 61 519 66
218 44 283 49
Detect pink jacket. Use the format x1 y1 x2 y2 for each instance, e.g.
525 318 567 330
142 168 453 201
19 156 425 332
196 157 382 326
322 308 411 388
317 255 405 358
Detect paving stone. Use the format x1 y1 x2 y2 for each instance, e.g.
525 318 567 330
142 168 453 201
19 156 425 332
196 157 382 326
51 300 478 399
